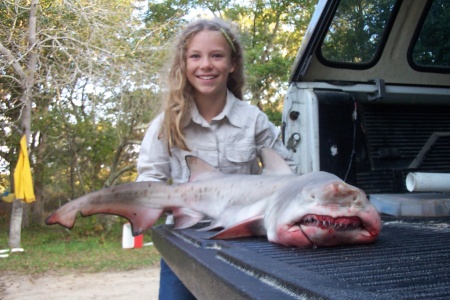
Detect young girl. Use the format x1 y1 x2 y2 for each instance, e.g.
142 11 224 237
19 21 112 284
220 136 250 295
136 18 295 300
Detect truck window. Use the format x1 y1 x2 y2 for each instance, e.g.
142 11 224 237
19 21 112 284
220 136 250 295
318 0 398 67
410 0 450 70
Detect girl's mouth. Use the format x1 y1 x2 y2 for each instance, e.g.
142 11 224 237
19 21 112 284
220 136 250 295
198 75 217 80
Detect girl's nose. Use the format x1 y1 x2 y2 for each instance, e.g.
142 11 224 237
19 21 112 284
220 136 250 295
200 57 213 68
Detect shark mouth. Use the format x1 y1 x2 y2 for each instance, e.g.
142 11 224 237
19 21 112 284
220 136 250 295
300 214 362 231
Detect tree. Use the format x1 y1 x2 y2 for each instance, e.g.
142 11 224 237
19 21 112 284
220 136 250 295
0 0 39 248
412 0 450 67
225 0 315 108
143 0 316 116
1 0 167 241
1 0 318 240
320 0 395 64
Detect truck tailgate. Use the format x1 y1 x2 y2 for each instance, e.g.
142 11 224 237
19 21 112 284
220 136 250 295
152 216 450 299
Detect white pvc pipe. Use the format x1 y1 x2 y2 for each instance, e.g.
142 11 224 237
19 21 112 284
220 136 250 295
406 172 450 192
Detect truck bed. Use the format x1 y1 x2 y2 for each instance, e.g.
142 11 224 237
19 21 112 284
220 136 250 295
152 215 450 299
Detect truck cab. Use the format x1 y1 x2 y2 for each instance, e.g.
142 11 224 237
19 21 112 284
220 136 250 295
282 0 450 215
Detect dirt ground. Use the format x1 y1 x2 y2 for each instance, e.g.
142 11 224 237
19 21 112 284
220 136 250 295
1 267 160 300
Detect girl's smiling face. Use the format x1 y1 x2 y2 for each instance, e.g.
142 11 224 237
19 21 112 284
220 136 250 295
186 30 235 101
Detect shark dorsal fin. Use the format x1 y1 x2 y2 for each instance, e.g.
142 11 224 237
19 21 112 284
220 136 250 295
186 155 222 182
260 147 294 176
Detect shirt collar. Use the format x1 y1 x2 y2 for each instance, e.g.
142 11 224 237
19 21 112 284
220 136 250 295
185 90 244 128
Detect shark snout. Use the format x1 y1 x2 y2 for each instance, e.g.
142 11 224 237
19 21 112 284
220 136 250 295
309 180 367 207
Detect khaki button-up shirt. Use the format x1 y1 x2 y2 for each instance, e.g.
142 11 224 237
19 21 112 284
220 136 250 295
137 91 295 183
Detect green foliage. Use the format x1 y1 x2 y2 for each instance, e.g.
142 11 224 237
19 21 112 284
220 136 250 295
412 0 450 67
1 0 317 224
262 99 283 127
223 0 315 107
320 0 395 64
0 215 160 274
2 0 166 219
141 0 316 121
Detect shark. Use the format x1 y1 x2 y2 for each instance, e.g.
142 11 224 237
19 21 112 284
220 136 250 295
46 148 381 248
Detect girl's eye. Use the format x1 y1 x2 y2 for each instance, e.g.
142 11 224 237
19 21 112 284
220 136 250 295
189 54 200 59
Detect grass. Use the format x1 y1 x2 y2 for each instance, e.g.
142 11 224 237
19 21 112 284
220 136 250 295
0 214 161 274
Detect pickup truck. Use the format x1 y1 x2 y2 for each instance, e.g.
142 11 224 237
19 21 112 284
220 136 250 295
152 0 450 298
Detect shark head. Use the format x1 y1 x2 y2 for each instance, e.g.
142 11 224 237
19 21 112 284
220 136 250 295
265 172 382 248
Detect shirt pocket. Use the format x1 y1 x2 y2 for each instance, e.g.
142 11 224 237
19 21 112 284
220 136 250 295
225 143 256 163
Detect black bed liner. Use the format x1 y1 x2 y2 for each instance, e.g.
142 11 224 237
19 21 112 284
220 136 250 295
152 215 450 300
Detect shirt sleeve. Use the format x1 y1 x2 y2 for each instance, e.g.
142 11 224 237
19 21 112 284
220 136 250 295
136 114 171 182
254 111 298 173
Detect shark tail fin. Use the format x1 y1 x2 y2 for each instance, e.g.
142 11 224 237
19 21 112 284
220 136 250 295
45 204 79 229
46 200 164 237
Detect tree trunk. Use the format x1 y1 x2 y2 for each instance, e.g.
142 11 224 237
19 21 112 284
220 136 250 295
8 200 23 248
8 0 39 248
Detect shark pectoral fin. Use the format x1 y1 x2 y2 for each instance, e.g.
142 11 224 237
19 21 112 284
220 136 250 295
173 207 205 229
210 215 266 240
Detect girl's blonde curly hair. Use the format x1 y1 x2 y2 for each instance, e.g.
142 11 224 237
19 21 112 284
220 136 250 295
158 18 245 153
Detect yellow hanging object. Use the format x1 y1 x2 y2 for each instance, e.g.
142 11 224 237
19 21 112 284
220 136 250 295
13 135 36 203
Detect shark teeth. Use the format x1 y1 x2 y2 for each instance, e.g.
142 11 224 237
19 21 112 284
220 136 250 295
300 214 362 231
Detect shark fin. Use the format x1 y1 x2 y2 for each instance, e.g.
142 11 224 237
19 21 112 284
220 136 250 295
186 156 222 182
173 207 205 229
129 208 164 236
210 215 266 239
45 182 166 236
80 205 163 236
260 147 294 176
197 220 223 232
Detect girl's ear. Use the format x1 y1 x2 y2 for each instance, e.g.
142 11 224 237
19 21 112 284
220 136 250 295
229 60 236 73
